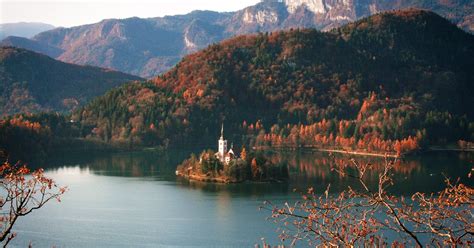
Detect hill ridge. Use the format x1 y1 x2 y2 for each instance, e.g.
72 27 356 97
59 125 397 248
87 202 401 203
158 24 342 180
0 46 142 116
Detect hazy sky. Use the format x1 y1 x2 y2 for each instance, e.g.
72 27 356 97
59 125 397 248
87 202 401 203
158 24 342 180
0 0 261 27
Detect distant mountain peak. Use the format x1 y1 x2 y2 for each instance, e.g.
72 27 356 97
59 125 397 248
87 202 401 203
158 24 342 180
0 22 54 39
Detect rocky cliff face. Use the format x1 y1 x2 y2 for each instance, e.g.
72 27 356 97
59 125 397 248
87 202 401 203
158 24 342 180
2 0 472 78
285 0 327 14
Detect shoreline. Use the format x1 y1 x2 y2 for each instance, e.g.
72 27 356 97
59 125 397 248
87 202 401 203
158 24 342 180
56 145 474 159
176 171 241 184
311 148 400 158
175 171 285 184
43 141 474 160
426 147 474 152
254 146 401 158
254 146 474 158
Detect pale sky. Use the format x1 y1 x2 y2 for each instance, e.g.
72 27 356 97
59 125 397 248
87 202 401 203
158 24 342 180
0 0 261 27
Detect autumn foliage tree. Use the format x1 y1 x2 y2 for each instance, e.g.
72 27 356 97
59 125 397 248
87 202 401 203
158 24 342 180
251 158 259 179
0 154 66 246
240 146 247 161
263 156 473 247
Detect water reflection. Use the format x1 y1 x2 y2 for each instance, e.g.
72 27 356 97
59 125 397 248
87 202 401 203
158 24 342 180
40 149 190 179
9 149 473 247
40 149 473 195
270 151 473 194
216 190 231 220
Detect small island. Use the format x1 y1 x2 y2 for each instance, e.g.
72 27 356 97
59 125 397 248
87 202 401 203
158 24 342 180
176 125 288 184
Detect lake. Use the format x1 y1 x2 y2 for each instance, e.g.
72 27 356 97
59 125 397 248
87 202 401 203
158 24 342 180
10 149 473 247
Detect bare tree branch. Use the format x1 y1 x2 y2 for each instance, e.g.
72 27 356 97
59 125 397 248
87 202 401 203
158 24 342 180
264 156 473 247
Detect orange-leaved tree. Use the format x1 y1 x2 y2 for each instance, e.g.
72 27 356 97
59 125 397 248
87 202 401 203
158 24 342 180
0 152 67 246
263 156 473 247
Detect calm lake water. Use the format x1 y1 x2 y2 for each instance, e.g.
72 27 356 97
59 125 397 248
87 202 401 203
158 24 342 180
10 149 473 247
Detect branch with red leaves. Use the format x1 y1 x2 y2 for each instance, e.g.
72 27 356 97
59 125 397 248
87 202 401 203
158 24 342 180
0 160 67 247
262 155 473 247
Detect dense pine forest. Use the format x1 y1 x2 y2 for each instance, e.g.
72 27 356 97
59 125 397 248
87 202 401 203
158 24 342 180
2 9 474 159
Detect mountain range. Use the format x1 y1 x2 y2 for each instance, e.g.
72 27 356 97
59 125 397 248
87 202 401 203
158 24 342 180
0 47 142 116
71 9 474 150
1 0 473 78
0 22 55 40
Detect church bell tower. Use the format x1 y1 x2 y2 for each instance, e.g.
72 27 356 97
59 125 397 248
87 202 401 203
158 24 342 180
218 124 227 162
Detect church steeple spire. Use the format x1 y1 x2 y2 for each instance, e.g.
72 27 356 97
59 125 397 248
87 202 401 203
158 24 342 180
220 123 224 139
218 123 227 162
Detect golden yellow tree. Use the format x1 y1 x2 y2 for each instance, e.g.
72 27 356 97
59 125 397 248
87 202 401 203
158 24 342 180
251 158 259 179
240 146 247 161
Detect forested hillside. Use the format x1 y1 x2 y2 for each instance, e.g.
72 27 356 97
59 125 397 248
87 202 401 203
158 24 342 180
36 10 474 154
0 47 142 116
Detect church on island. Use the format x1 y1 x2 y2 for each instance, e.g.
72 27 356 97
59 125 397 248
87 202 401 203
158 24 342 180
215 124 236 165
176 123 288 183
